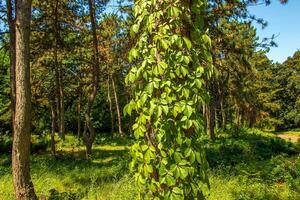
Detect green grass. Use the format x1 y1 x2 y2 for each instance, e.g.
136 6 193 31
0 128 300 199
0 135 137 200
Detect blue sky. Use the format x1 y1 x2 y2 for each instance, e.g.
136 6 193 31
248 1 300 63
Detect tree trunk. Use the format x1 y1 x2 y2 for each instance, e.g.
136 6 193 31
208 103 216 141
111 75 124 137
107 77 114 135
59 68 65 140
220 100 226 129
6 0 16 135
83 0 100 158
12 0 38 199
77 94 81 138
53 0 65 140
50 99 56 156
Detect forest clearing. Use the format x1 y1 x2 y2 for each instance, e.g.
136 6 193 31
0 0 300 199
1 129 300 199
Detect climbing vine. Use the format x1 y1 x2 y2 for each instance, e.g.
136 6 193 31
125 0 213 199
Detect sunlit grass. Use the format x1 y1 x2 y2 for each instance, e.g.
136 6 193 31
1 129 300 200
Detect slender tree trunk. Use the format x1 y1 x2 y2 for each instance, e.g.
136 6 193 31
6 0 16 135
59 69 65 140
220 100 226 129
111 75 124 137
55 65 61 138
53 0 65 140
12 0 38 199
208 76 217 141
107 77 114 135
208 102 216 141
77 94 81 138
83 0 100 158
50 99 56 156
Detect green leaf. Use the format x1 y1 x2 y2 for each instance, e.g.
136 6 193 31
130 24 140 36
180 167 188 179
174 152 182 163
166 175 176 186
160 39 169 50
158 61 168 69
183 37 192 49
129 48 138 62
172 187 183 195
202 34 211 47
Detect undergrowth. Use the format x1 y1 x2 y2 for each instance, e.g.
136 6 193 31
0 128 300 199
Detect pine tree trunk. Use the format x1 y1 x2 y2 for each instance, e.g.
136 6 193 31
53 0 65 140
59 69 65 140
208 102 216 141
77 94 81 138
50 99 56 156
12 0 38 199
6 0 16 135
82 0 100 157
107 77 114 135
111 75 124 137
220 100 226 129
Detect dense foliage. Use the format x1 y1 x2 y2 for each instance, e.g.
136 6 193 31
126 0 212 198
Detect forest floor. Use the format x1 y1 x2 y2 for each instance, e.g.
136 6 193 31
0 128 300 200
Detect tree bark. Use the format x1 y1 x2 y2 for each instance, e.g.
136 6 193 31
208 76 217 141
58 68 65 140
111 75 124 137
207 103 216 141
83 0 100 158
220 100 226 129
77 93 81 138
6 0 16 135
50 99 56 156
107 77 114 135
53 0 65 140
12 0 38 199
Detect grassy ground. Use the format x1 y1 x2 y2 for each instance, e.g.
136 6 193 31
0 128 300 199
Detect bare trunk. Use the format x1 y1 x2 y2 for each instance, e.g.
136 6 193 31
85 138 93 159
7 0 16 135
107 77 114 135
220 100 226 129
111 75 124 137
208 103 216 141
12 0 38 199
82 0 100 157
59 69 65 140
53 0 65 140
77 94 81 138
50 99 56 156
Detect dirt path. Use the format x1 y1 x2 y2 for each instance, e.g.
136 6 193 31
278 134 300 142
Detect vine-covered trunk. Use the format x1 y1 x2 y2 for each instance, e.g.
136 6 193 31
126 0 212 198
12 0 38 199
111 75 124 137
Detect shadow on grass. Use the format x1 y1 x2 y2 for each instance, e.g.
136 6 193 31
204 129 299 169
